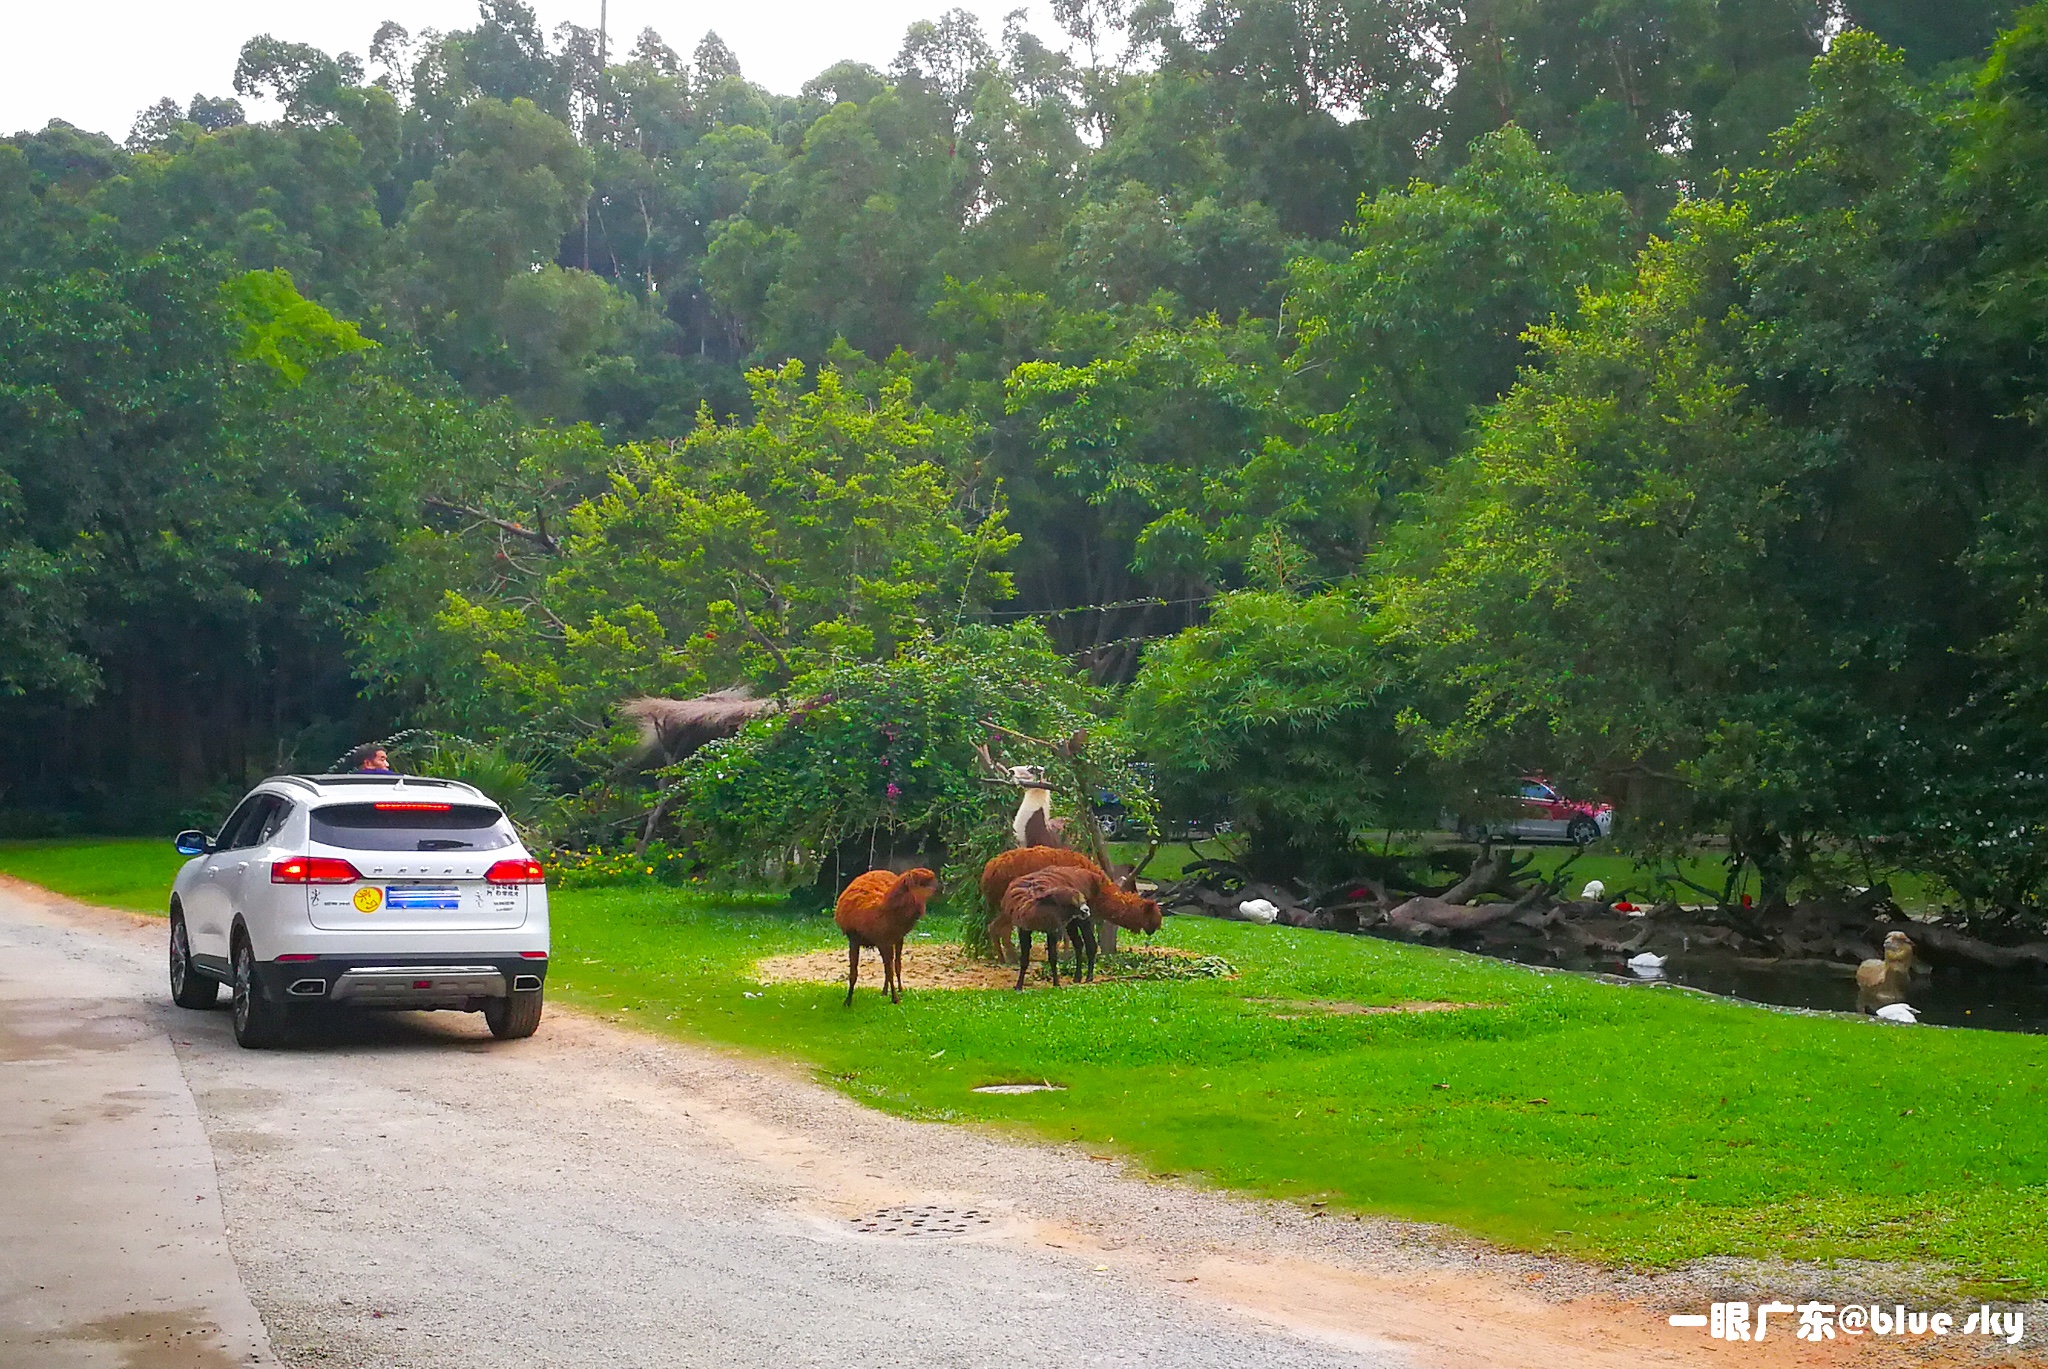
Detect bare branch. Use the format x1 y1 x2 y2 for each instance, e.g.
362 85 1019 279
727 579 794 683
424 497 562 553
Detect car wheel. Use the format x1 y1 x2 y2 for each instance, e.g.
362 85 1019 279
169 914 217 1009
231 936 293 1049
484 988 544 1040
1567 817 1600 847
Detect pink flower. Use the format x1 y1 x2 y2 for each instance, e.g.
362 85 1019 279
887 782 902 800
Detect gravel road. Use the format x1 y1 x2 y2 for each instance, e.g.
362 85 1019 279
1 879 1960 1369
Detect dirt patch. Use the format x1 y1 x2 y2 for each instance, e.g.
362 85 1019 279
753 941 1225 991
0 872 161 928
1249 997 1500 1018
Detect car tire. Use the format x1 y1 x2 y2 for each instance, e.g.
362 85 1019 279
1567 817 1600 847
231 936 293 1049
169 913 217 1010
484 987 544 1040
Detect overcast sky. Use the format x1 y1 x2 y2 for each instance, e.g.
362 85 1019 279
4 0 1058 142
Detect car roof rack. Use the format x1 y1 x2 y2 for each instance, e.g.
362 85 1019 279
283 774 488 798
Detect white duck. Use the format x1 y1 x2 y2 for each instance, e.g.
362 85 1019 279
1237 898 1279 925
1581 879 1607 901
1874 1002 1920 1025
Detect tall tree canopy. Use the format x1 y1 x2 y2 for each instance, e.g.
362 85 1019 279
3 0 2045 926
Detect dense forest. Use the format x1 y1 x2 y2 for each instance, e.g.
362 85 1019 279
5 0 2047 912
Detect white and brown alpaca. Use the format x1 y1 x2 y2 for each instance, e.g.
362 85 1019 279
1000 866 1097 989
1006 764 1069 848
833 867 939 1006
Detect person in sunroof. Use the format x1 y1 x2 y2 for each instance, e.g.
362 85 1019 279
358 748 393 774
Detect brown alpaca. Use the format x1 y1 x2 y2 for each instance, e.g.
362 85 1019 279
1091 880 1164 936
1856 930 1915 1013
981 847 1099 963
834 868 939 1006
982 848 1165 964
1001 867 1095 989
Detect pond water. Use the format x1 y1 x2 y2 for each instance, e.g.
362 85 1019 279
1615 954 2048 1034
1389 934 2048 1033
1564 950 2048 1036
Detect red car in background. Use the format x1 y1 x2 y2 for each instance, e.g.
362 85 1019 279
1451 776 1614 846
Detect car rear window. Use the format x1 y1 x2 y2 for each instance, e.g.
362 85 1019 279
309 802 516 852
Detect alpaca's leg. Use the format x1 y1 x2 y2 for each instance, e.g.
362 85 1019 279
889 939 904 1003
844 937 860 1007
1048 929 1061 988
1077 918 1097 981
1015 931 1032 990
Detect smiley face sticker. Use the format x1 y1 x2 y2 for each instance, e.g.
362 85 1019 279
353 886 383 914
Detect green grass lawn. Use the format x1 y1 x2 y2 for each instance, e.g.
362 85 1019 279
7 838 2042 1291
546 885 2048 1294
0 837 186 912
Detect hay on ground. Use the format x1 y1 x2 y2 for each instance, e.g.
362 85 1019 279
753 941 1231 991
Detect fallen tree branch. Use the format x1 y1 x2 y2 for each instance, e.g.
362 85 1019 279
1875 916 2048 971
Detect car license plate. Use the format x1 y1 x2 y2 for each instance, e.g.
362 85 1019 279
383 884 461 911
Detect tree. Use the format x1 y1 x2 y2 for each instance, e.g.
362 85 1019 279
1124 589 1419 875
1006 313 1304 641
1372 204 1826 899
1285 126 1630 509
1845 0 2018 70
1434 0 1834 210
359 362 1017 769
0 249 486 820
399 96 595 385
671 623 1137 889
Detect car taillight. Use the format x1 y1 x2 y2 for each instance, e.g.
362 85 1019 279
519 950 549 960
373 801 451 811
485 859 546 884
271 856 363 884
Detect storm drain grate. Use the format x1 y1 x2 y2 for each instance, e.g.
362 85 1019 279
851 1204 995 1239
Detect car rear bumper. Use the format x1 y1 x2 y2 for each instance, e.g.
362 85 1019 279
253 953 548 1010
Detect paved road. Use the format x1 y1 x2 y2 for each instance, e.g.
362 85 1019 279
0 894 274 1369
7 881 1856 1369
0 883 1422 1369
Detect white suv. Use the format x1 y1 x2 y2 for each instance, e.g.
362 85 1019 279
168 774 550 1048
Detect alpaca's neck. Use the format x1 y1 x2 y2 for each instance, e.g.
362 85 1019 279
881 875 926 917
1012 787 1052 846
